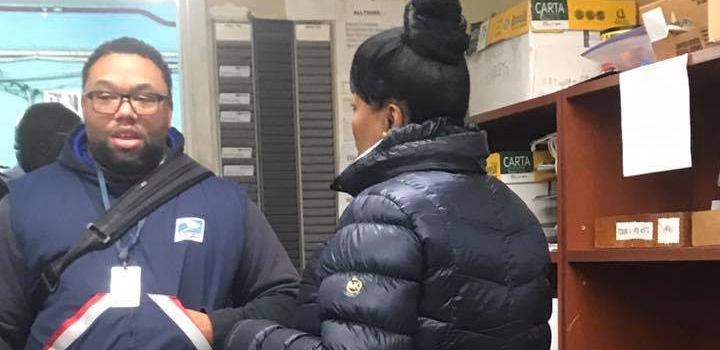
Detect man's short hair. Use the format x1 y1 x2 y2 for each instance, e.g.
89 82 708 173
82 37 173 103
15 102 82 172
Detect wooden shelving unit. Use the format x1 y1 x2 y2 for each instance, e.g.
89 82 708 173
470 46 720 350
567 247 720 262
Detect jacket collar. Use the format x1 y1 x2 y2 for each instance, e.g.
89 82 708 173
331 118 489 197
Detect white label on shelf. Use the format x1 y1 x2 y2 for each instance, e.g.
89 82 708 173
616 222 654 241
215 22 252 42
498 172 535 183
223 165 254 177
532 19 570 32
220 111 251 123
222 147 253 159
219 93 250 105
219 65 251 78
657 217 681 245
295 24 331 42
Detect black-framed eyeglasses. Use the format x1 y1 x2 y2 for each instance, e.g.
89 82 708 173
84 91 170 116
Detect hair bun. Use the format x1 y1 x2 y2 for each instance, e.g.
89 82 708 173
402 0 469 64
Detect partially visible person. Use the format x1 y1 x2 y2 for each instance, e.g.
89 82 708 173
0 102 82 185
224 0 551 349
0 175 6 199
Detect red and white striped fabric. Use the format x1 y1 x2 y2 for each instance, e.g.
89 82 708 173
148 294 212 350
43 294 211 350
43 293 113 350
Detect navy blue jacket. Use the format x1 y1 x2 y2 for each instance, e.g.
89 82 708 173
225 119 551 350
0 127 299 350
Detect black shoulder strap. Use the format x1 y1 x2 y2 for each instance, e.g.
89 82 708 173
38 154 213 294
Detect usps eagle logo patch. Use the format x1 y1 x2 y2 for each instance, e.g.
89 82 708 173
174 218 205 243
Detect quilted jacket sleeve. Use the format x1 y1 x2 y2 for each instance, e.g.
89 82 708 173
224 192 424 350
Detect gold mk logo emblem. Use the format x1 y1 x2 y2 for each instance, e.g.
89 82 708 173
345 276 363 297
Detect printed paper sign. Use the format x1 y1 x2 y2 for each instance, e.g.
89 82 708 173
616 222 654 241
219 93 251 105
219 66 251 78
657 217 681 245
44 90 83 119
221 147 253 159
215 22 252 41
223 165 254 177
220 111 251 123
296 24 331 42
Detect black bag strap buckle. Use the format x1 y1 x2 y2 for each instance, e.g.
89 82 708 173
87 223 111 244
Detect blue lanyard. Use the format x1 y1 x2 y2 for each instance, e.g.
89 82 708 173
96 168 145 266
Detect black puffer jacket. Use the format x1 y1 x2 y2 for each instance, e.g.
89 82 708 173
225 119 551 350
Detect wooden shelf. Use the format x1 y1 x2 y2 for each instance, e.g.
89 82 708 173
466 46 720 350
566 73 619 98
566 45 720 99
567 247 720 262
469 91 558 124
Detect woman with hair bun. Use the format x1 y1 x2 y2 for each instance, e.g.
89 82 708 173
224 0 551 349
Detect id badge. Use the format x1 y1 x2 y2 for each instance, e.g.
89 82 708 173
110 266 141 308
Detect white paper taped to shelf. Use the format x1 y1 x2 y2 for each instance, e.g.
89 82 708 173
223 165 254 177
220 111 251 123
219 93 250 105
657 217 681 245
296 24 331 42
215 22 252 42
222 147 253 159
620 54 691 177
642 8 670 43
219 65 251 78
616 222 654 241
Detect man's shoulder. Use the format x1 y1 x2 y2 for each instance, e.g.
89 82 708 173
191 175 250 200
10 163 66 185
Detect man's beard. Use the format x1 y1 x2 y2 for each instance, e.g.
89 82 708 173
89 136 165 178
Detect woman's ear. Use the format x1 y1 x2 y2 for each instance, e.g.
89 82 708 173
387 102 406 128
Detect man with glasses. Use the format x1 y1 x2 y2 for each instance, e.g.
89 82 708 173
0 37 299 350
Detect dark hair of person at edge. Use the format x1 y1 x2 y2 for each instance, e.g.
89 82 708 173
15 102 82 173
349 0 470 126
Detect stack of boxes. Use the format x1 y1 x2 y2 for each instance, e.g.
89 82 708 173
466 0 638 115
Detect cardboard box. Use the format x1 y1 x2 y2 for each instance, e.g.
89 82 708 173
486 150 557 227
691 210 720 246
595 212 691 248
468 31 603 114
480 0 637 49
639 0 719 61
467 1 637 114
507 180 558 226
